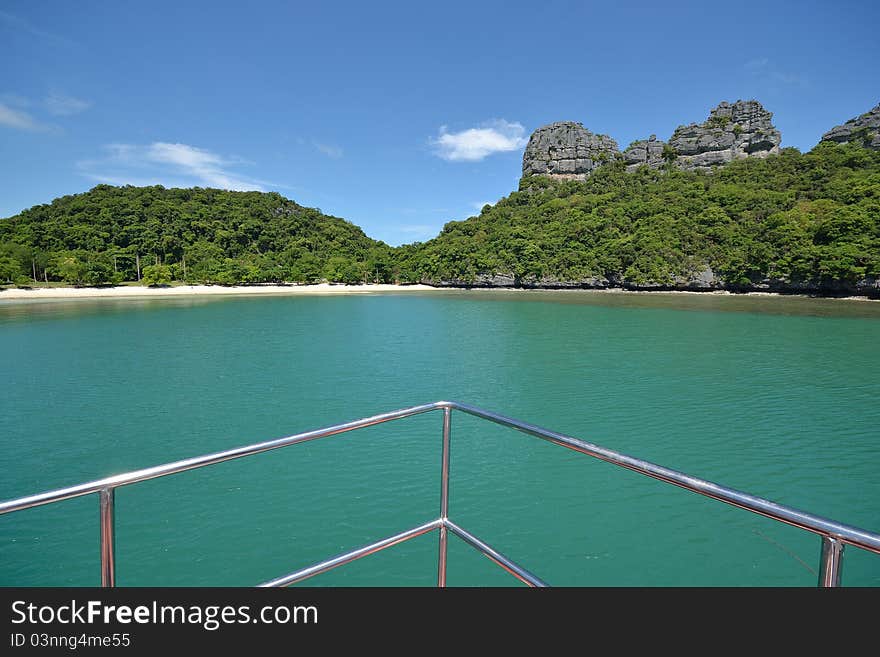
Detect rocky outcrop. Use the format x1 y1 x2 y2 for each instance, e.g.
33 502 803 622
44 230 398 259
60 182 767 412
522 121 620 180
668 100 781 170
421 273 515 288
623 135 668 172
522 100 782 179
519 274 610 289
423 267 880 297
673 266 723 290
820 103 880 150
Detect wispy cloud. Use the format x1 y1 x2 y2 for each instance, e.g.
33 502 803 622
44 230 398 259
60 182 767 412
471 200 495 211
744 58 769 71
78 142 267 191
0 10 74 46
0 92 90 132
314 142 343 158
431 119 527 162
743 57 809 88
78 173 193 188
768 71 809 87
0 102 52 132
45 93 91 116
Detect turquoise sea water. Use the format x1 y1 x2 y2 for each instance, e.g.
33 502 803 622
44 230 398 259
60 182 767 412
1 290 878 586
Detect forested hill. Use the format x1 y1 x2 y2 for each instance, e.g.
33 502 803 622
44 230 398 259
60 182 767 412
399 142 880 296
1 142 879 296
0 185 395 285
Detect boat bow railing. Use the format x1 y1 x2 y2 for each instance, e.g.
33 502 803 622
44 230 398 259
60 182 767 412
2 400 879 587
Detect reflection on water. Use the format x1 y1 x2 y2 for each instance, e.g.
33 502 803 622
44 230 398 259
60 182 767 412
1 288 879 323
420 289 880 319
0 296 219 323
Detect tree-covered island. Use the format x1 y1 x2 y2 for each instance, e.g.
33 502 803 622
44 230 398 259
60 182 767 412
2 101 879 297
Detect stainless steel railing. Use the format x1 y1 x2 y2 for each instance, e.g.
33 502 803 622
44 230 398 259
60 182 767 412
2 400 879 587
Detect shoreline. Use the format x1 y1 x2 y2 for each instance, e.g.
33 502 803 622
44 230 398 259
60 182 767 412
0 282 876 302
0 283 436 301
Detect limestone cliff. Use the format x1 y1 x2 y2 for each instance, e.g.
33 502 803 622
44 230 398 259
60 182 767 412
820 102 880 150
523 100 782 178
521 121 619 180
622 135 668 172
667 100 781 170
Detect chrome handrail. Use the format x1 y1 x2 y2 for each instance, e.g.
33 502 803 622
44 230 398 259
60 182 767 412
1 400 878 587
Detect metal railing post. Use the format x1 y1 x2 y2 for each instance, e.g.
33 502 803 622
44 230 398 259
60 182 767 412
2 401 879 588
818 536 844 587
99 488 116 587
437 406 452 587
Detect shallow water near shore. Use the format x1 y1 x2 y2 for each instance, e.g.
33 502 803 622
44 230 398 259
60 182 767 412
1 290 878 586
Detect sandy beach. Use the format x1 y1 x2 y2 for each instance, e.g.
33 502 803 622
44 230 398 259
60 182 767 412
0 283 438 300
0 283 874 303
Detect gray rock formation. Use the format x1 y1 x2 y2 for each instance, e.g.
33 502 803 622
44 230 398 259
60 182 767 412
623 135 668 172
422 265 880 297
519 274 610 289
668 100 781 170
421 273 515 288
522 121 620 180
674 265 722 290
820 103 880 150
522 100 782 179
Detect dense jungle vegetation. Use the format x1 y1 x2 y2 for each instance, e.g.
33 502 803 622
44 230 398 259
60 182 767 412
1 142 878 290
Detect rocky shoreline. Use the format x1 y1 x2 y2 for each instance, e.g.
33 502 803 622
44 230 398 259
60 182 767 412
421 272 880 299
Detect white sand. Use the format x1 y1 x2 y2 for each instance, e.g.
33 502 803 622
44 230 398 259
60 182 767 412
0 283 438 300
0 283 874 302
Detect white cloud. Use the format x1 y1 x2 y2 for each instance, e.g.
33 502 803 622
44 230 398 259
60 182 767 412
79 173 191 188
148 142 222 169
314 142 343 158
0 10 74 46
78 142 266 191
471 200 495 211
769 71 809 87
0 92 89 132
744 58 809 88
0 102 50 132
744 58 769 71
431 119 527 162
45 93 91 116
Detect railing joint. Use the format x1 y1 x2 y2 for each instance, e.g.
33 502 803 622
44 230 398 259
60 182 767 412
1 400 878 587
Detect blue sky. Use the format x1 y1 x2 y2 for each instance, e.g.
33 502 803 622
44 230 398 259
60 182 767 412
2 0 878 246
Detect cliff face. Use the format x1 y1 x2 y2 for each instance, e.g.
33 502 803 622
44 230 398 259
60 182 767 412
523 99 782 178
440 99 880 297
521 121 620 180
821 103 880 150
422 270 880 297
668 100 781 170
622 135 668 172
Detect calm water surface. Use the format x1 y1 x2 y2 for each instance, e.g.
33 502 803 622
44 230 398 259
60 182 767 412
1 290 878 586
